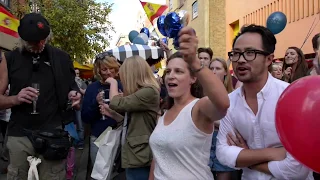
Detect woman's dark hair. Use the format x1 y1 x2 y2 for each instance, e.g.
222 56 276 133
164 52 204 109
197 47 213 59
282 47 308 82
312 33 320 51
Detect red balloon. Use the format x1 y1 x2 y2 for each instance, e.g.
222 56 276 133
276 76 320 173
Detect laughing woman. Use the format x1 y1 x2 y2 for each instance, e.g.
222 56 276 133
148 27 230 180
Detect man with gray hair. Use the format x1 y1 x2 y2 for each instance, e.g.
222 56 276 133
0 13 81 179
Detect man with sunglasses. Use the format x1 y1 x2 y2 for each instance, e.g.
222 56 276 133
216 25 313 179
0 13 81 179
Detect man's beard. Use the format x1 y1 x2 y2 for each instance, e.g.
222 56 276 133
21 39 47 54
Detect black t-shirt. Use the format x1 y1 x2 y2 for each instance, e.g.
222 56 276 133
7 49 62 136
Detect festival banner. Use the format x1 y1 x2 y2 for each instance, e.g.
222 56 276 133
140 1 167 25
0 6 19 38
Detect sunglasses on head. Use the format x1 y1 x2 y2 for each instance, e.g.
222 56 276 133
95 52 115 61
95 53 123 65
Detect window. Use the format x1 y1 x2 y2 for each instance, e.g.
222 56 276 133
29 0 41 13
192 1 198 19
179 0 185 7
0 0 9 8
169 0 173 10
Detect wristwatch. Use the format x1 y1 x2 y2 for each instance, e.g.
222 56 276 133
191 61 205 73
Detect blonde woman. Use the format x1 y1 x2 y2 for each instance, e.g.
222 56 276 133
271 63 283 79
100 55 160 180
209 58 233 93
208 58 236 180
81 54 122 165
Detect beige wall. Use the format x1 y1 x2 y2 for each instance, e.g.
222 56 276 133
0 33 19 50
226 0 320 59
166 0 210 52
208 0 226 58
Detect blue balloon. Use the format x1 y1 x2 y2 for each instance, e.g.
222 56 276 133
173 37 179 50
157 15 167 37
266 11 287 35
140 27 150 38
164 12 183 38
132 37 146 45
129 30 139 43
161 38 168 45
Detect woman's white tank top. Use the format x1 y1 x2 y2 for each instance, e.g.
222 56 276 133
149 99 214 180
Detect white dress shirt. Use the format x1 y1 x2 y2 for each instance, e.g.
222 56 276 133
216 74 314 180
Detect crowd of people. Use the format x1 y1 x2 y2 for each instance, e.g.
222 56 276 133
0 12 319 180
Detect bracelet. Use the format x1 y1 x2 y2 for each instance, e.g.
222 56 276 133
191 62 205 73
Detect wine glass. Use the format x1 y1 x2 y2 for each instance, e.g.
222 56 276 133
31 83 40 115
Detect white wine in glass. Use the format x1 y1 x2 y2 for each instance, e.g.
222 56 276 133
31 83 40 115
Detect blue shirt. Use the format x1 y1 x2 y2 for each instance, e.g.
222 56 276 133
81 80 123 137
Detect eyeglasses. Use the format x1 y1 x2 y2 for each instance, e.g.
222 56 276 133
228 50 271 62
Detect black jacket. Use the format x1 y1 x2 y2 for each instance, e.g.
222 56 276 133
5 45 80 125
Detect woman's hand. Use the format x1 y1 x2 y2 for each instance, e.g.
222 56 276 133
178 27 198 67
283 67 292 81
105 77 117 85
99 103 124 122
99 104 112 117
96 92 104 104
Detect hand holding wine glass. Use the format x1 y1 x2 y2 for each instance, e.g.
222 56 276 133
31 83 40 114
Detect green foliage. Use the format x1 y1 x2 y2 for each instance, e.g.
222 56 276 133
11 0 114 63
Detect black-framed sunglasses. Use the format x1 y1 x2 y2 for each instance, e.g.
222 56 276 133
228 50 271 62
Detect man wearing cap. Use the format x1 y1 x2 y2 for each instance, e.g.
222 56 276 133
0 13 81 179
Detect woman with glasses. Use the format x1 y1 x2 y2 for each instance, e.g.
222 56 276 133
81 54 122 167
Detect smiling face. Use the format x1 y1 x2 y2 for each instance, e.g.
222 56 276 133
99 63 116 81
232 32 272 83
165 57 196 98
271 64 283 79
284 48 299 65
209 60 227 82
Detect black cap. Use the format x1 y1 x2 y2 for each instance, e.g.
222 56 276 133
18 13 51 42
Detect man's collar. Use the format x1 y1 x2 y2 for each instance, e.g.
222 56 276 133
238 73 273 100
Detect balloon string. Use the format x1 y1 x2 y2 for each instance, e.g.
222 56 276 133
300 16 319 49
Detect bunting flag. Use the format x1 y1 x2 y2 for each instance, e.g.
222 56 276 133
140 1 168 25
0 6 19 38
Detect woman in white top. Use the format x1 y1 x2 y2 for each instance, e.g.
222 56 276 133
149 27 230 180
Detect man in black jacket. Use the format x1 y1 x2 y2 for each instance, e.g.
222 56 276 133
0 13 81 180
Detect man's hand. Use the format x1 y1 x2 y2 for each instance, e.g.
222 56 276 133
269 147 287 161
68 90 81 109
227 129 249 149
14 87 38 104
